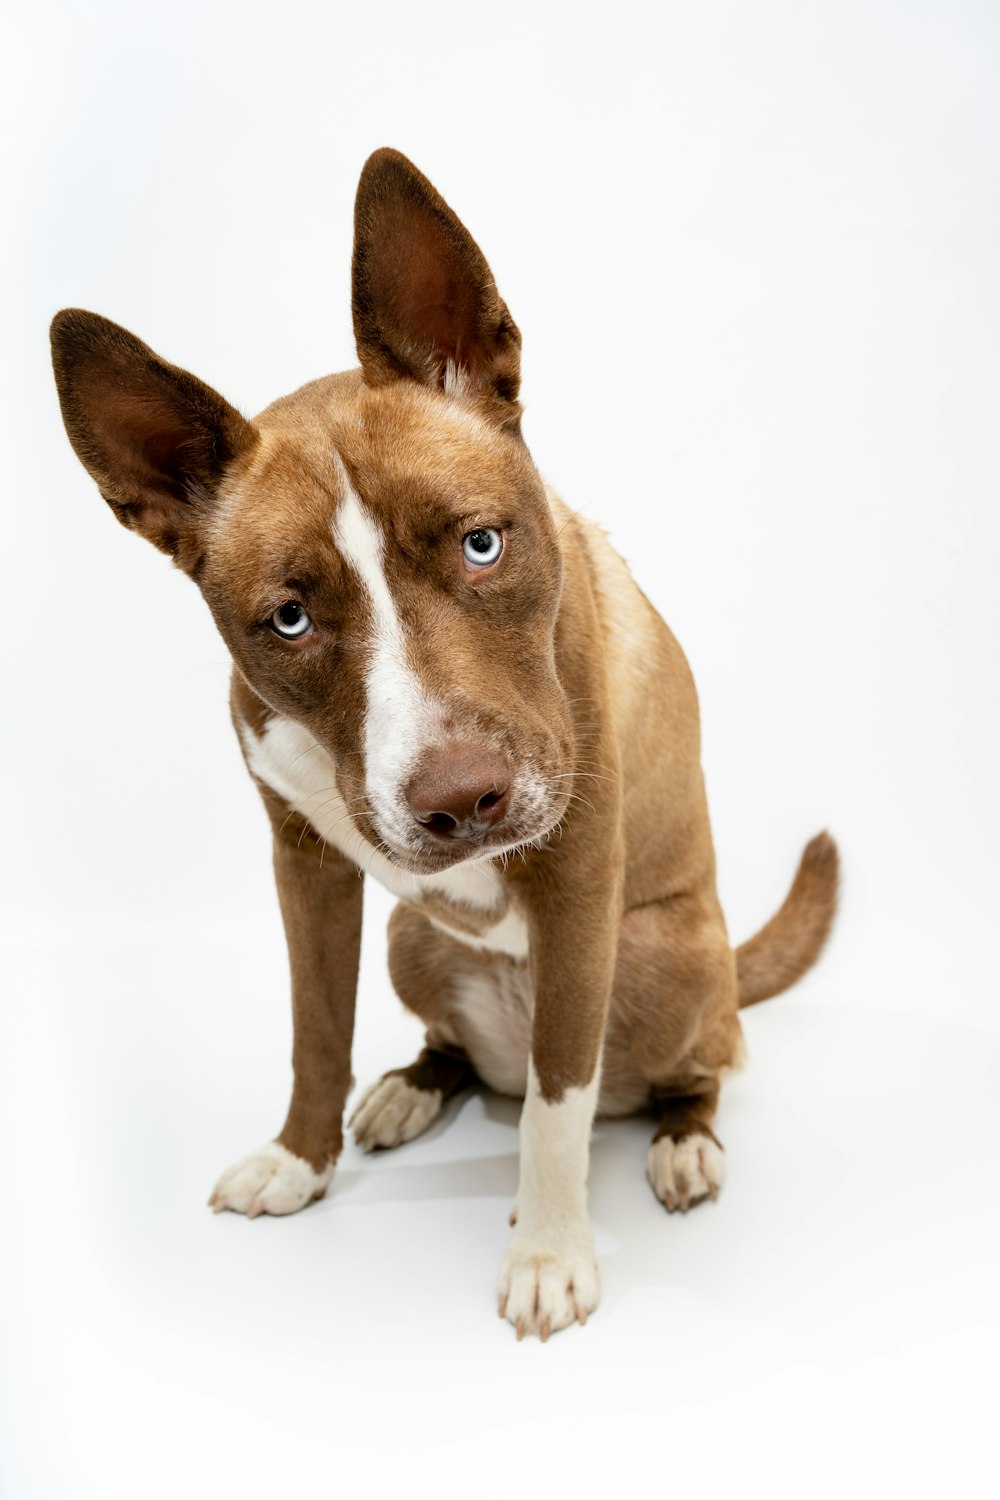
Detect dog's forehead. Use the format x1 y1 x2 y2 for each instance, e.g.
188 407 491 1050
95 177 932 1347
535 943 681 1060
219 379 532 570
210 427 343 587
336 381 529 511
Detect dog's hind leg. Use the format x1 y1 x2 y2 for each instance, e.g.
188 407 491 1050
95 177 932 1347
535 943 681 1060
350 1043 476 1151
646 1077 725 1211
612 889 743 1211
350 901 480 1151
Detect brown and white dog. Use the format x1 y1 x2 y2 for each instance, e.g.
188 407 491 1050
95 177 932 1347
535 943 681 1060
51 148 838 1341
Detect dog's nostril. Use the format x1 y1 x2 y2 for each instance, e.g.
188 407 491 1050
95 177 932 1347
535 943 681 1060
476 790 502 814
419 811 459 835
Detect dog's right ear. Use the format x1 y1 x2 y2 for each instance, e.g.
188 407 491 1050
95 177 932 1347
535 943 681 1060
50 309 258 574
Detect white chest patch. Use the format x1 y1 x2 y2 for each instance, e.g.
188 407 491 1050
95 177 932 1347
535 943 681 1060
449 964 534 1096
238 713 528 957
427 907 529 959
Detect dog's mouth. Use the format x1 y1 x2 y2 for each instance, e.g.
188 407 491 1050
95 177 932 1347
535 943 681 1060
379 825 553 877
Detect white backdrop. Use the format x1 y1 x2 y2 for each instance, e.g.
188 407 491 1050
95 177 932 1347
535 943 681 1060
3 2 999 1496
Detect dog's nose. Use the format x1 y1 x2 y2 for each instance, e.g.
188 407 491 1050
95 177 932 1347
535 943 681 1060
407 748 511 841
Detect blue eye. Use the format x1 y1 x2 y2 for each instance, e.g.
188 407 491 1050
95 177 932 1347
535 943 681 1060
462 528 503 567
270 601 312 638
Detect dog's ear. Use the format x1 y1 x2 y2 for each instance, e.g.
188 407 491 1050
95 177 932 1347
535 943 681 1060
352 148 522 424
50 309 258 573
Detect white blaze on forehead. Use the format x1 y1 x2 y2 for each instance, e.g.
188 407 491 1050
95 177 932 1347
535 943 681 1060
331 468 440 847
330 473 401 637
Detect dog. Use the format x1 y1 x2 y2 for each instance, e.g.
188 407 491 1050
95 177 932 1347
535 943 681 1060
50 147 838 1340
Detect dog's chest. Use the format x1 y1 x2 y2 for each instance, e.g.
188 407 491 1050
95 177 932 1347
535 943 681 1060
238 712 529 958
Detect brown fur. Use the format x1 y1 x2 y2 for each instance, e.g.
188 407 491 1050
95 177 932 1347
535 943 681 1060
353 148 522 419
49 148 839 1324
735 831 840 1006
384 1046 477 1101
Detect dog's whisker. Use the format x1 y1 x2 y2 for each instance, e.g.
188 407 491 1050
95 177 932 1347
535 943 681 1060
320 811 366 842
542 771 617 786
291 740 326 768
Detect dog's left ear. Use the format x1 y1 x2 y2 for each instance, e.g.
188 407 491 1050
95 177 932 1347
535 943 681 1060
352 148 522 424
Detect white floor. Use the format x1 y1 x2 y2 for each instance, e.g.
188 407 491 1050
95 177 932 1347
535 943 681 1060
6 1 1000 1493
3 881 998 1498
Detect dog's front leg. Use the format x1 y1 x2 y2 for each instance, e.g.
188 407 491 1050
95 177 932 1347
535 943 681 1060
209 813 362 1218
498 872 620 1340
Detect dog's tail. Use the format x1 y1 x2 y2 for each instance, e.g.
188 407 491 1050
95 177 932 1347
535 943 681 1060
735 832 839 1007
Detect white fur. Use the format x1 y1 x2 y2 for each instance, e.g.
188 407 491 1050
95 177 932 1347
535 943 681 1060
238 714 528 953
417 856 505 913
428 907 529 959
443 358 472 397
497 1059 601 1339
451 965 532 1095
647 1131 725 1211
331 475 442 852
349 1074 443 1151
240 714 426 901
209 1140 332 1217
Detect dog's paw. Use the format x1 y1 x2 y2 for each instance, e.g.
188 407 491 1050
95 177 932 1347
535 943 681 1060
349 1074 443 1152
647 1131 724 1212
208 1141 332 1217
497 1230 600 1341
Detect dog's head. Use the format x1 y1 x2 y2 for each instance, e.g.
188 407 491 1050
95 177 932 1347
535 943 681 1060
51 150 574 874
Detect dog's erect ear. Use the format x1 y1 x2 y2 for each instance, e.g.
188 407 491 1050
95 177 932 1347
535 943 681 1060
50 309 258 573
352 148 522 423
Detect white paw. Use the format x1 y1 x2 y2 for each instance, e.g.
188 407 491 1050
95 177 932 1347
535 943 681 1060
497 1229 600 1341
349 1074 443 1152
208 1141 332 1217
647 1131 725 1212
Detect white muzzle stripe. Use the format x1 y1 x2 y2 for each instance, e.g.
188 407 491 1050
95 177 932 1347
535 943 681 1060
331 464 442 850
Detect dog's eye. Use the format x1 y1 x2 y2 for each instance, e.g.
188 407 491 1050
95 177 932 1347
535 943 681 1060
269 601 313 639
462 528 503 568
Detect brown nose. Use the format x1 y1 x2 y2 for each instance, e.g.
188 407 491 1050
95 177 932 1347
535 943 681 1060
406 747 512 842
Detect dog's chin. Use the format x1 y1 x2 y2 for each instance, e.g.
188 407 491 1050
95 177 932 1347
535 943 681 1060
379 819 559 878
